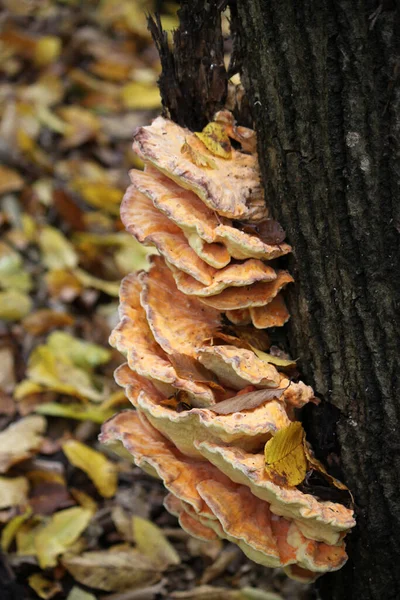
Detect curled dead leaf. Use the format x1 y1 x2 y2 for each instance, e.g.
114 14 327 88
210 387 288 415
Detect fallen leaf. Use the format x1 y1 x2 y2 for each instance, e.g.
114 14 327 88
264 421 308 486
70 488 98 513
62 439 118 498
46 331 111 370
0 415 47 473
1 507 32 551
251 346 297 370
34 36 61 67
0 476 29 509
169 354 224 392
66 587 97 600
0 290 32 321
45 269 83 301
38 226 78 270
26 345 105 402
210 388 287 415
27 470 73 515
181 139 217 169
73 268 121 297
303 443 350 493
0 166 24 195
73 180 122 215
34 506 94 568
241 219 286 245
28 573 62 599
0 243 32 292
63 548 161 592
57 106 101 149
121 82 161 110
133 515 180 568
22 309 74 335
195 123 232 159
35 402 115 424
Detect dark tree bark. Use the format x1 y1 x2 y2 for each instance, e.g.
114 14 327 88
150 2 400 599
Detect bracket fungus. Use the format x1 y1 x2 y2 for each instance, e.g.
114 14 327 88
102 112 355 581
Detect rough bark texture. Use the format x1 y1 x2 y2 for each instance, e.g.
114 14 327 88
151 1 400 598
235 1 400 599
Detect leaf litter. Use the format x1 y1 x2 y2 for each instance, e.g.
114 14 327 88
0 1 313 599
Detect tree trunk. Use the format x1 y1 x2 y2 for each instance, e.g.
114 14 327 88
151 2 400 598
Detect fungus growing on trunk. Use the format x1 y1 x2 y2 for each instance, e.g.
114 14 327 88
101 112 355 580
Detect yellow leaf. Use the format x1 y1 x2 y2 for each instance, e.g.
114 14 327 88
0 476 29 509
27 345 105 402
264 422 307 487
14 380 45 399
1 508 32 551
0 290 32 321
57 106 100 149
47 331 111 370
62 439 117 498
121 82 161 110
181 139 217 170
35 402 115 424
251 346 297 370
73 268 121 297
34 506 93 568
28 573 62 599
39 226 78 270
16 518 43 555
72 180 122 215
195 122 232 159
0 242 32 292
45 269 83 301
0 415 46 473
70 488 98 513
63 548 161 592
22 309 74 335
133 515 180 568
34 36 61 67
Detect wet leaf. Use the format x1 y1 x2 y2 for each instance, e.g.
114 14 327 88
0 476 29 509
0 290 32 321
0 415 47 473
63 548 161 592
210 388 287 415
133 515 180 568
34 506 94 568
62 439 118 498
195 123 232 159
28 573 62 599
264 422 308 486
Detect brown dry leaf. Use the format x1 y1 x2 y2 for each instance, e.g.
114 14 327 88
264 422 308 487
27 470 72 516
28 573 62 600
57 106 101 149
0 476 29 509
0 415 47 473
169 354 224 392
45 269 83 302
241 219 286 245
62 439 118 498
34 506 94 568
0 166 24 194
133 515 180 568
303 443 350 493
22 309 75 335
210 388 287 415
63 548 161 592
195 122 232 159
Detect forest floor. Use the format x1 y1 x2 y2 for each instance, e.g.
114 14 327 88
0 2 312 599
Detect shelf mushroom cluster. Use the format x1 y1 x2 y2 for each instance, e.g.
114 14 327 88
101 113 355 581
